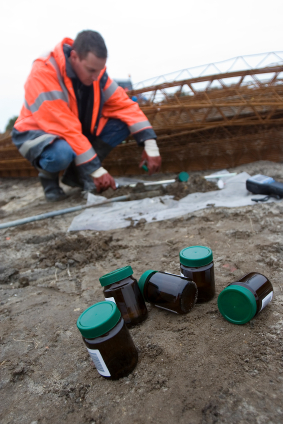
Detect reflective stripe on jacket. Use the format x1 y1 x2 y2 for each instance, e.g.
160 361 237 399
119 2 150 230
12 37 156 173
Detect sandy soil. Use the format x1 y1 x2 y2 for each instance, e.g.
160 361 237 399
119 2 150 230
1 161 283 424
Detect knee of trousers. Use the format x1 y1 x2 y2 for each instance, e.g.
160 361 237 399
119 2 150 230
39 141 76 173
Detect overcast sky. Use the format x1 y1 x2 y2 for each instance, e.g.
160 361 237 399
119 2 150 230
1 0 282 132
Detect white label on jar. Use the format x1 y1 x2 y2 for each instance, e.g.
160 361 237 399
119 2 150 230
87 348 111 377
260 291 273 312
155 305 178 314
105 297 116 304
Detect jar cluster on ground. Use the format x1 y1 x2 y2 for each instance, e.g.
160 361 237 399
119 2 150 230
77 245 273 379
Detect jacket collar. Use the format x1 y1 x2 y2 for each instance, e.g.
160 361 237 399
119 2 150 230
63 44 77 79
53 38 74 81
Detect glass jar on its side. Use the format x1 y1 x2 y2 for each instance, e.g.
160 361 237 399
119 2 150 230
138 270 197 314
180 246 215 302
218 272 273 324
77 301 138 379
100 266 148 327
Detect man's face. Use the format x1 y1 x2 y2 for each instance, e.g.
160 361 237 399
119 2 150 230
69 50 106 85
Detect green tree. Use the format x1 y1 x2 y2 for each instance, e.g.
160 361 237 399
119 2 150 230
5 116 18 132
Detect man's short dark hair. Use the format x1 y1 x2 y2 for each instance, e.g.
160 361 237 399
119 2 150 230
72 30 108 59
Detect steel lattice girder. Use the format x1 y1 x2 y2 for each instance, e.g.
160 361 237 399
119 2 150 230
128 61 283 135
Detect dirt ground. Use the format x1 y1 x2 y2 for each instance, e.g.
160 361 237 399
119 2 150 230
1 160 283 424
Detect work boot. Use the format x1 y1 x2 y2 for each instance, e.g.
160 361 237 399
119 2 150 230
81 176 96 192
40 176 67 202
61 161 82 188
62 161 96 192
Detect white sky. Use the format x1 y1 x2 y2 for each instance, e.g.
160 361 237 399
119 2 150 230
1 0 282 132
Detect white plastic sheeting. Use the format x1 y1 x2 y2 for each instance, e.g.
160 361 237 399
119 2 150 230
68 172 280 232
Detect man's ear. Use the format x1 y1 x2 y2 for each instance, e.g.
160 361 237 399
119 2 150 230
70 50 78 61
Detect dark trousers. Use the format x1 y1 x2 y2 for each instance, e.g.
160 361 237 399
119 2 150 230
38 119 130 173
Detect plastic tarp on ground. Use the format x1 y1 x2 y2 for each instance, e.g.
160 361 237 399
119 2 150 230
68 172 280 232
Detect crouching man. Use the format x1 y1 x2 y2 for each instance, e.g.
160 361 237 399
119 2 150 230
12 30 161 201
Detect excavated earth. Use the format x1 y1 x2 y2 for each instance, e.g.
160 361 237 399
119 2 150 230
101 174 217 200
0 160 283 424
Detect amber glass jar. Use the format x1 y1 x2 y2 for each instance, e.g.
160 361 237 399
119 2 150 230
99 266 148 327
138 270 197 314
77 301 138 379
180 246 215 302
218 272 273 324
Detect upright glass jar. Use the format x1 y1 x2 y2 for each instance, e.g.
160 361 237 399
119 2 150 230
218 272 273 324
99 266 148 327
77 301 138 379
180 246 215 302
138 270 197 314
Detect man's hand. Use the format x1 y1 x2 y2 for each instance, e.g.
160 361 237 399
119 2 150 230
139 139 162 175
91 167 116 193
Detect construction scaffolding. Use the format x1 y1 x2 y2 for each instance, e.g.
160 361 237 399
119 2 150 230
129 52 283 135
1 52 283 177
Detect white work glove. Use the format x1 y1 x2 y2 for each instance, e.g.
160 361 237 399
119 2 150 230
91 167 116 193
139 139 162 175
144 139 160 157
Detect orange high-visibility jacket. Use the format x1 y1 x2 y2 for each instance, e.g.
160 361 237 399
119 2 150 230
12 37 156 174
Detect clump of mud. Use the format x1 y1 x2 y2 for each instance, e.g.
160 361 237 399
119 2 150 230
164 175 218 200
102 175 218 201
102 185 135 199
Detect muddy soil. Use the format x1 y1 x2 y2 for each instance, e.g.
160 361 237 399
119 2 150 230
1 160 283 424
102 175 217 201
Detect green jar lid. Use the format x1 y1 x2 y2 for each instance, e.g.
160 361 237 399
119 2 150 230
99 266 133 287
77 301 121 338
217 285 257 325
178 172 189 182
138 270 157 298
179 246 213 267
